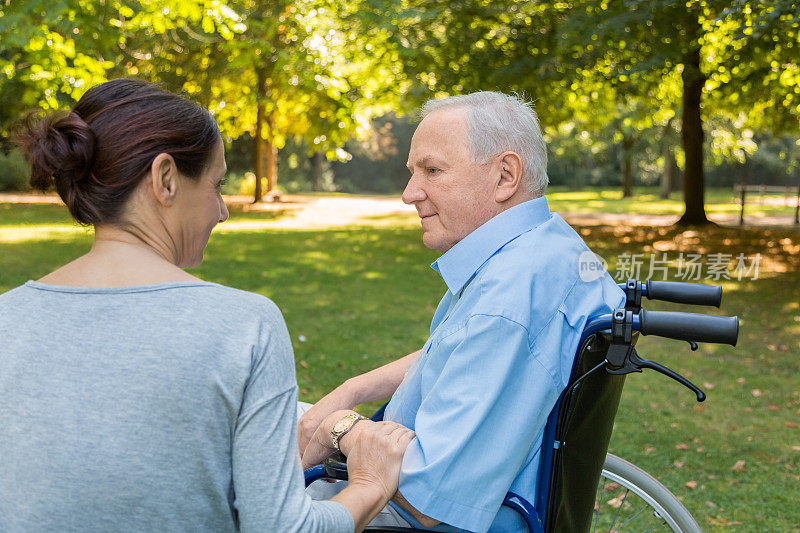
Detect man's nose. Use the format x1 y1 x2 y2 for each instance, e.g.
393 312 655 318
401 173 426 205
219 197 229 223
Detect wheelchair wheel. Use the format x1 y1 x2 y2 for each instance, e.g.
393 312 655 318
593 453 702 533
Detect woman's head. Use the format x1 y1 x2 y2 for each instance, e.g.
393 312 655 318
16 78 229 267
16 78 223 225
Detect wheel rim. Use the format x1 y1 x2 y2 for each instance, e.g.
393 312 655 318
592 469 683 532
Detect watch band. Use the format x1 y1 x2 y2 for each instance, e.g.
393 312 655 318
330 412 366 452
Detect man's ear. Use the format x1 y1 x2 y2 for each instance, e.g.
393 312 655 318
149 153 178 207
494 151 524 203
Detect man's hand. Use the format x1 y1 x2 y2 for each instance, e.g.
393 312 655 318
298 387 358 455
301 409 356 470
298 350 422 455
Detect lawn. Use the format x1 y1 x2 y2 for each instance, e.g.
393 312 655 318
1 194 798 531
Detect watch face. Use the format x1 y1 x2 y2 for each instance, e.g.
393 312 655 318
333 418 350 433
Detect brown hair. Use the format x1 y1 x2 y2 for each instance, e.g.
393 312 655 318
15 78 221 225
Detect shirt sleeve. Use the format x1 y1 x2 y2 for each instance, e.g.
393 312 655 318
231 307 354 533
396 313 569 533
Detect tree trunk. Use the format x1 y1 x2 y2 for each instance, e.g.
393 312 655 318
265 115 278 195
677 42 710 225
622 136 634 198
253 68 267 203
312 151 325 191
660 119 678 199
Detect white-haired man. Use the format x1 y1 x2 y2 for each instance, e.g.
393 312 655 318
300 92 624 532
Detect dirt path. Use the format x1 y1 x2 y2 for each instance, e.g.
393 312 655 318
2 192 797 229
223 194 417 228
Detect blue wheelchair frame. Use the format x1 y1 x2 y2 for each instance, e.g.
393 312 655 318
304 281 737 532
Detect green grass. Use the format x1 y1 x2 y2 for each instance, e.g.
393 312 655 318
1 197 799 531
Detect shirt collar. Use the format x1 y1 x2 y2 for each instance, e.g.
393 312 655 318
431 196 553 295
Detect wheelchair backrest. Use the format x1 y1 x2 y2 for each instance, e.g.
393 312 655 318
542 331 632 532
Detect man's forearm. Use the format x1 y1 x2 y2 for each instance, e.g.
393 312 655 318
297 350 421 455
340 350 421 405
391 489 441 528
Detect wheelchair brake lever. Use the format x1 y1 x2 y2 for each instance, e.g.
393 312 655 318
323 453 349 480
629 350 706 402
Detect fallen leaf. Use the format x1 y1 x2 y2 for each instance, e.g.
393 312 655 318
676 443 690 450
703 382 715 390
674 460 685 468
732 460 746 472
791 445 800 451
786 421 798 429
766 404 781 411
607 495 623 509
752 389 762 397
736 377 745 385
704 501 717 509
685 481 698 489
706 514 742 526
299 360 309 369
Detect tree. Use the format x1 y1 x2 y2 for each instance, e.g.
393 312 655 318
0 0 119 135
362 0 798 224
126 0 406 202
1 0 407 201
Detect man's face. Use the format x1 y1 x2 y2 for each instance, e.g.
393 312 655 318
403 109 500 253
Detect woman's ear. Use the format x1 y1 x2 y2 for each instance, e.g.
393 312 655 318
149 153 178 207
494 151 524 203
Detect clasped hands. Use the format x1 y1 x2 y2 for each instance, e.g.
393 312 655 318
301 409 415 501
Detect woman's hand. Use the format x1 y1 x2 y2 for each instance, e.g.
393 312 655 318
322 417 415 532
339 420 415 501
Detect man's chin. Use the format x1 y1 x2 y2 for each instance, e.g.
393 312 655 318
422 234 451 254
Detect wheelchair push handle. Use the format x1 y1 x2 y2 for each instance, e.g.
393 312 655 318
639 309 738 346
645 280 722 307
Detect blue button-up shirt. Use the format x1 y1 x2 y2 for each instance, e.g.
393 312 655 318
384 197 625 532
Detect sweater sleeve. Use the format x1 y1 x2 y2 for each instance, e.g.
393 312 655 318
233 387 353 533
232 302 353 533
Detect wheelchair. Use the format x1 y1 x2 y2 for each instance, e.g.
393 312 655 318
305 280 740 532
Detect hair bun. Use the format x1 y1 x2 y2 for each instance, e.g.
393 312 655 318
17 110 96 192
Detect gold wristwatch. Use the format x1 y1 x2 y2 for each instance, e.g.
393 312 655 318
330 412 366 452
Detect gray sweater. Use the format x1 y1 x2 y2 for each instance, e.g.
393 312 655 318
0 281 353 532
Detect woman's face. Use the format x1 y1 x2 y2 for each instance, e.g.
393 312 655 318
174 140 229 268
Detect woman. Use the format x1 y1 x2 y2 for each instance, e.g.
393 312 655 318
0 78 413 532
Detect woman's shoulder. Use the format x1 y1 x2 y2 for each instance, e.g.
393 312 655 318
0 283 33 304
199 283 281 313
0 280 285 325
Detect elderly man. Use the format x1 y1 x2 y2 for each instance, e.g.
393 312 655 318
300 91 624 532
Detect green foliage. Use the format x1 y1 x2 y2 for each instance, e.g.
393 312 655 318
0 149 30 191
1 0 797 201
716 0 800 132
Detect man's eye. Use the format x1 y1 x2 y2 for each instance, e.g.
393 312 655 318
427 168 440 174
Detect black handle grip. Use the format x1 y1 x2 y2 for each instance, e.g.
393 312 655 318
645 280 722 307
639 310 738 346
